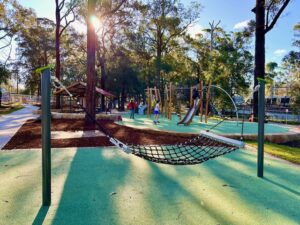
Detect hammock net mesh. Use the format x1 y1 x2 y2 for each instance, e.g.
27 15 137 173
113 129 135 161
128 134 239 165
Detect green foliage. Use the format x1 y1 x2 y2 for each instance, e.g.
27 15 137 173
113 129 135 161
186 26 253 100
0 64 11 85
2 0 256 110
282 23 300 112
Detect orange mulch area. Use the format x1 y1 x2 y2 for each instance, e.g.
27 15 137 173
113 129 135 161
3 119 197 150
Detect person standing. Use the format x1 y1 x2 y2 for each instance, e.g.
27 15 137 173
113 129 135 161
153 100 160 124
128 99 136 119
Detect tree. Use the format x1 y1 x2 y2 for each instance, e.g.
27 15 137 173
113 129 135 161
252 0 291 119
85 0 97 124
55 0 78 108
0 64 11 107
186 27 253 99
282 22 300 113
93 0 129 111
136 0 201 89
85 0 126 122
16 17 56 95
0 0 34 64
265 62 278 101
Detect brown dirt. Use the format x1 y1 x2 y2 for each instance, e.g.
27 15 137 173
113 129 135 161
3 119 197 150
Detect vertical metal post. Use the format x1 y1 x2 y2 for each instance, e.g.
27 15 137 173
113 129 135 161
41 68 51 206
257 80 265 178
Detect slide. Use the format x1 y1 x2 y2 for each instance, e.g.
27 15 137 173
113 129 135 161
177 98 200 126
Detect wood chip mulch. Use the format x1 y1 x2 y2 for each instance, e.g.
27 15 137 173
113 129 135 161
3 119 197 150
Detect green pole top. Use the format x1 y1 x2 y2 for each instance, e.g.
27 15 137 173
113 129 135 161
257 77 268 83
35 65 55 74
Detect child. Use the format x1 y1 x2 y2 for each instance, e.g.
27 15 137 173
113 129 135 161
192 88 199 107
249 113 254 122
153 100 160 124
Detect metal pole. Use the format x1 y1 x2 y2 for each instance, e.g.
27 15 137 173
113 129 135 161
41 68 51 206
257 79 265 178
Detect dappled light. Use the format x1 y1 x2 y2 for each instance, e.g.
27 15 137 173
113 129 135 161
1 0 300 224
1 148 299 224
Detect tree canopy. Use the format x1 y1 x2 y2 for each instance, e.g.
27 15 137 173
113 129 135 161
0 0 298 118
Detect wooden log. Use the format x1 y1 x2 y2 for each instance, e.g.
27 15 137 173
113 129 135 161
199 81 203 122
164 86 168 118
190 87 193 108
158 89 162 114
169 83 172 120
205 80 212 123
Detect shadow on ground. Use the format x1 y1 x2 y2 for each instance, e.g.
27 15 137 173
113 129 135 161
48 148 299 225
1 147 299 225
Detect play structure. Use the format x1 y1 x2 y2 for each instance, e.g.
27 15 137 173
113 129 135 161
50 73 244 165
39 67 268 207
145 81 239 127
177 81 207 125
145 86 162 117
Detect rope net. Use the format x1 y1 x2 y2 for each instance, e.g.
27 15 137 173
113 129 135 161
51 76 243 165
129 134 239 165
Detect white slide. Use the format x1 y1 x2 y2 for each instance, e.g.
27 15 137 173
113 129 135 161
177 99 200 125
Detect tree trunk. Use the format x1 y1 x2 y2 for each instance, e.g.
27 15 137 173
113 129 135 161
120 88 125 111
16 74 19 94
156 24 162 90
156 48 162 90
253 0 265 120
55 0 61 109
85 0 97 124
99 56 106 111
117 96 120 111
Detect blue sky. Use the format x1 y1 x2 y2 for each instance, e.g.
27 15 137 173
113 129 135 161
18 0 300 64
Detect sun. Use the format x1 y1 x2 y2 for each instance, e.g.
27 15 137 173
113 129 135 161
90 15 102 31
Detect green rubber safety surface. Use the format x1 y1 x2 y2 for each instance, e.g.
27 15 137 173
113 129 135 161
0 147 299 225
118 113 289 134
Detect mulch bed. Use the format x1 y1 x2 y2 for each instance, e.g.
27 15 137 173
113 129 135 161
3 119 197 150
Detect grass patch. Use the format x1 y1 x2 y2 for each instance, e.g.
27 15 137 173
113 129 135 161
0 104 24 115
246 141 300 164
268 119 300 125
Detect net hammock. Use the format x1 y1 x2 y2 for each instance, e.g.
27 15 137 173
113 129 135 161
52 76 245 165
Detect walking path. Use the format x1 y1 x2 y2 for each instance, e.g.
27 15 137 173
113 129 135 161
0 104 38 150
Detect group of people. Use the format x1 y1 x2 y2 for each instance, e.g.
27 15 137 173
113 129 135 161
127 99 160 124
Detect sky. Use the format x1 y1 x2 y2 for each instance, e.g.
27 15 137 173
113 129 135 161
15 0 300 65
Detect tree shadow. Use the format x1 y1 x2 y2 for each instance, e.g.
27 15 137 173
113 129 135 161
141 162 234 224
202 151 300 224
227 150 300 187
51 147 130 225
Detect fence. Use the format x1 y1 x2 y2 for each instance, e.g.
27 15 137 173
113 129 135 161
1 93 42 104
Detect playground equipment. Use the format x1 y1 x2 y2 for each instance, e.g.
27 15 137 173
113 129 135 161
146 87 162 117
40 67 267 207
146 82 216 125
177 98 200 125
48 70 244 164
176 81 239 127
177 81 209 126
